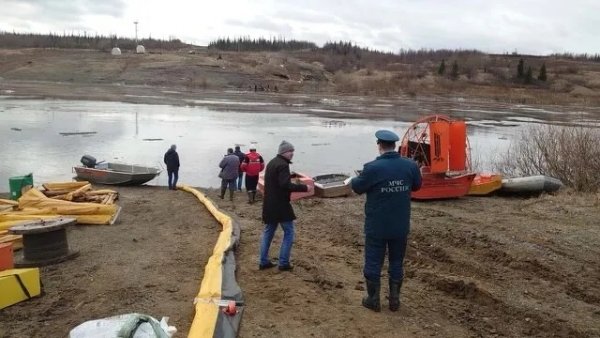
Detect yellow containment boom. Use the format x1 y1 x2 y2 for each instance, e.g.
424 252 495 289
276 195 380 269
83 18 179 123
179 185 243 338
0 188 120 227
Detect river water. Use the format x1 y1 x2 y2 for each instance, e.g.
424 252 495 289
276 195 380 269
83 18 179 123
0 97 587 191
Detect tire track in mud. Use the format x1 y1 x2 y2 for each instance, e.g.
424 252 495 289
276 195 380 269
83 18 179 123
412 204 573 281
297 198 599 337
406 203 599 337
228 193 600 337
414 270 593 337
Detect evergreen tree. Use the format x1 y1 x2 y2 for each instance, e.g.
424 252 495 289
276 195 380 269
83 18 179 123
451 60 459 80
525 66 533 84
517 58 525 78
538 63 547 81
438 59 446 75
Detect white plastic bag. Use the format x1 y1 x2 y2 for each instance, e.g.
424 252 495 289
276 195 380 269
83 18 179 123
69 313 177 338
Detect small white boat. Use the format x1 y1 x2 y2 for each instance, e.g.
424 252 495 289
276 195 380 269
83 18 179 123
313 173 352 198
73 155 160 186
500 175 563 194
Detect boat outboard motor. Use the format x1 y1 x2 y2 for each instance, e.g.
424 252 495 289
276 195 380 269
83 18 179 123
81 155 97 168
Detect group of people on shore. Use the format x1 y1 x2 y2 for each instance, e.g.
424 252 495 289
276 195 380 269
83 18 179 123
218 145 265 204
163 143 267 204
164 131 422 313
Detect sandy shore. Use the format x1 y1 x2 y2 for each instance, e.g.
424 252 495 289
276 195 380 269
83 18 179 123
1 185 598 337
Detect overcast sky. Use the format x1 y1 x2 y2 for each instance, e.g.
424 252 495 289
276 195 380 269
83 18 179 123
1 0 599 55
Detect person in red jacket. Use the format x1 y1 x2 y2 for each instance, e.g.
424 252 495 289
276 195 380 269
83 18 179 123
240 145 265 204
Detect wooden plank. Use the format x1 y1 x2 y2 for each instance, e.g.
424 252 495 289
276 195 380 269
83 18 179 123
65 184 92 201
105 194 117 205
0 235 23 250
42 189 72 197
0 234 22 243
42 181 89 191
85 189 118 196
0 205 15 213
0 199 18 206
78 196 104 203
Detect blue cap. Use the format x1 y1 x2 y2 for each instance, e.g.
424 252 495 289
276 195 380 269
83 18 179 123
375 130 399 142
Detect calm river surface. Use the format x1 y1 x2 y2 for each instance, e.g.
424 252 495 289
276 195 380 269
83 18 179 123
0 97 570 191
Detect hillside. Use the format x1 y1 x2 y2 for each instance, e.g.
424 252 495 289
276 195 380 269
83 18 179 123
1 47 599 107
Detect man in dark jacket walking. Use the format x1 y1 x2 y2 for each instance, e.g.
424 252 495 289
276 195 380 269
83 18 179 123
351 130 422 312
219 148 240 201
163 144 180 190
259 140 311 271
234 145 245 191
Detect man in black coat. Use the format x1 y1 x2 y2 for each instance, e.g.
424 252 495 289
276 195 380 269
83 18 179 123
163 144 180 190
259 140 311 271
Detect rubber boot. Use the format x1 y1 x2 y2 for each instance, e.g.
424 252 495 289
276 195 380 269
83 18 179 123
389 279 402 312
362 279 381 312
251 191 256 203
219 186 226 199
247 192 253 204
229 189 234 201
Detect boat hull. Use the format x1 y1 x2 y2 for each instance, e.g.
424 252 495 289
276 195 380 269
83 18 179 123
412 172 476 200
73 163 161 186
313 174 351 198
500 175 563 194
468 173 503 196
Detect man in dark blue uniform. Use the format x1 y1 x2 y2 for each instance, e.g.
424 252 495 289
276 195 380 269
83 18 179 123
351 130 422 312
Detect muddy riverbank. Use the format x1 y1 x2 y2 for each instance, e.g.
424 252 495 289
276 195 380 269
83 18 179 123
1 186 598 337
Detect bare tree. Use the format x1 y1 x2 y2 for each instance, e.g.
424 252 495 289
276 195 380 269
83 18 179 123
494 125 600 192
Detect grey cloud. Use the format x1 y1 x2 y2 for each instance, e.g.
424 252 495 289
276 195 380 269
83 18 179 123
85 1 126 17
225 17 294 37
2 0 600 54
0 0 126 38
1 0 125 27
274 8 338 25
373 30 409 51
10 0 125 17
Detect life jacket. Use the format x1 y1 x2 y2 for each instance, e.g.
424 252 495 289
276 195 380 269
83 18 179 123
241 151 264 176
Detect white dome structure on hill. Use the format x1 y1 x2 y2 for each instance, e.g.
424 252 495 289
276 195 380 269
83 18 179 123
111 47 122 56
136 45 146 54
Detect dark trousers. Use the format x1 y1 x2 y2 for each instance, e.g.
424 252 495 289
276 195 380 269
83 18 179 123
363 235 408 283
221 178 236 192
245 175 259 192
167 169 178 189
236 172 244 190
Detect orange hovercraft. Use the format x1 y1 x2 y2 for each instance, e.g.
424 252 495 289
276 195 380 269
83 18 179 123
399 115 476 200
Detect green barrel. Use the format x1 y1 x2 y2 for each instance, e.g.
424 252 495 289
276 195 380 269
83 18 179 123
9 173 34 200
